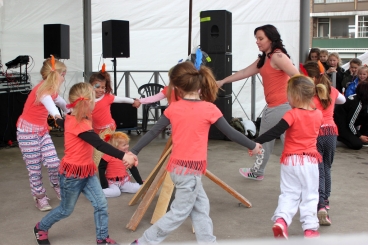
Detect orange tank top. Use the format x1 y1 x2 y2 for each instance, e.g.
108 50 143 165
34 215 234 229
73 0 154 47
259 52 290 107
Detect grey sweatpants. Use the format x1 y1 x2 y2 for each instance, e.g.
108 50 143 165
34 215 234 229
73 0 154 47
137 170 216 245
250 103 291 176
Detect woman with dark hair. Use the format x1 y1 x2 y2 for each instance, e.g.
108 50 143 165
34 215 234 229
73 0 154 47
334 82 368 150
217 24 299 180
305 48 321 62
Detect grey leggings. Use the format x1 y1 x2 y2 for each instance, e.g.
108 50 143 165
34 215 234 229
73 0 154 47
250 103 291 176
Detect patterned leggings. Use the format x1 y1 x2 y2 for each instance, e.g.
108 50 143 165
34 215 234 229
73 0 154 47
17 131 60 196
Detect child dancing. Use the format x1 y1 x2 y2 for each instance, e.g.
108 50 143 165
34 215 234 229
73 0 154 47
254 75 323 239
89 64 143 186
302 61 346 226
33 82 137 245
129 61 262 245
99 132 141 197
17 56 69 211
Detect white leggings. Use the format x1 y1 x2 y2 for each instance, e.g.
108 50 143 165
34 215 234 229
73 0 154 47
272 155 319 231
102 181 141 198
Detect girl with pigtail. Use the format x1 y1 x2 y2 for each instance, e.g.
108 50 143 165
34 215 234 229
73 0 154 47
302 61 346 226
17 55 69 212
33 82 138 245
129 61 262 245
89 64 143 185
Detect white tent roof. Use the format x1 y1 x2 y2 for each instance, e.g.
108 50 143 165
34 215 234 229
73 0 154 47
0 0 300 118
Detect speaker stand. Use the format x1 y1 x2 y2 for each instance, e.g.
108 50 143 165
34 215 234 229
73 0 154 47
111 57 117 95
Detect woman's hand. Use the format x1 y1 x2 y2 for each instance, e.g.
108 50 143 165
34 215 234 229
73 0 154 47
326 67 336 74
132 99 141 108
216 80 225 88
248 143 262 156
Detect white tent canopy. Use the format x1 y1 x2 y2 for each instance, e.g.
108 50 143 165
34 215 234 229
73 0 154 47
0 0 300 118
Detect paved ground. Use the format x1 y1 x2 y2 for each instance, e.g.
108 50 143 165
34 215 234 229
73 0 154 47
0 129 367 245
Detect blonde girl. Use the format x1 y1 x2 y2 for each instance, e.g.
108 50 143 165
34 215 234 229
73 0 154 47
326 52 345 93
345 65 368 98
17 56 69 211
99 132 141 197
254 75 323 239
33 82 137 245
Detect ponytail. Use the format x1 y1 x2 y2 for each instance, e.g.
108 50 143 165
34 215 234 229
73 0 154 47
303 61 332 109
198 66 218 102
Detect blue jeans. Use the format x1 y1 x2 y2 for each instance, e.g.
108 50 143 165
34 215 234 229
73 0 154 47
39 174 109 240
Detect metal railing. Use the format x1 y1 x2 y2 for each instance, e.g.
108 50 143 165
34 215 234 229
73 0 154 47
110 70 266 122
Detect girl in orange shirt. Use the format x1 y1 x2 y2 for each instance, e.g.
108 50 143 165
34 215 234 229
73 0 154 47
17 56 68 211
303 61 346 226
129 62 262 245
33 82 137 245
89 65 143 186
254 75 323 239
99 132 141 197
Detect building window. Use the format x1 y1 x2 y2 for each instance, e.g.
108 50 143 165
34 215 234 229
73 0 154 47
318 18 330 37
314 0 324 3
358 16 368 37
326 0 354 3
331 18 349 37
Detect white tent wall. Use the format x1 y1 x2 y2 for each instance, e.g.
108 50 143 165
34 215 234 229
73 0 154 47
0 0 84 99
1 0 300 119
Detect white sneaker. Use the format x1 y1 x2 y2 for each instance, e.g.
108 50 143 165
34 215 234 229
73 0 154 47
34 195 52 212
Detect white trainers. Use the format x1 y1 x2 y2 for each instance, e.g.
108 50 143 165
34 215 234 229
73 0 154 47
33 195 52 212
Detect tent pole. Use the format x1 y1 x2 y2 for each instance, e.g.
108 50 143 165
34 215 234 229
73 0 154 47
83 0 92 80
299 0 310 64
188 0 193 56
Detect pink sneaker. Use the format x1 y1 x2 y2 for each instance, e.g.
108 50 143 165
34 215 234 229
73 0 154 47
33 195 52 212
325 200 330 210
304 230 320 238
239 168 264 180
318 208 331 226
272 218 288 239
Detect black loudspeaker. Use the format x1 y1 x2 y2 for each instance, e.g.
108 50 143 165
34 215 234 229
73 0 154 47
102 20 130 58
207 53 232 96
0 92 29 145
111 103 137 129
44 24 70 59
200 10 232 54
209 95 232 140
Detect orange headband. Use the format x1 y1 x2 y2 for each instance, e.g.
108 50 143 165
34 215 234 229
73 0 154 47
317 60 325 75
66 97 88 109
104 134 111 142
51 55 56 71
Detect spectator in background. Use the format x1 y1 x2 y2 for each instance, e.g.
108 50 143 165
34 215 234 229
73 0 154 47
326 52 345 93
334 82 368 149
341 58 362 91
319 49 329 71
345 65 368 98
305 48 321 63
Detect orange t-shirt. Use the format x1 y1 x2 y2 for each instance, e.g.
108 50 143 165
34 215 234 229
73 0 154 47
313 86 340 136
60 115 96 178
259 52 290 107
102 154 130 181
92 93 116 131
162 86 179 104
280 108 323 165
164 99 222 175
17 82 58 133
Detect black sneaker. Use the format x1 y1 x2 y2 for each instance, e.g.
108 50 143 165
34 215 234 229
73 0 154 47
96 236 119 245
130 240 138 245
34 222 50 245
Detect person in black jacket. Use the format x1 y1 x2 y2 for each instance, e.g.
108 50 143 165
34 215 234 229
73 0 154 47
326 52 345 93
334 82 368 149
